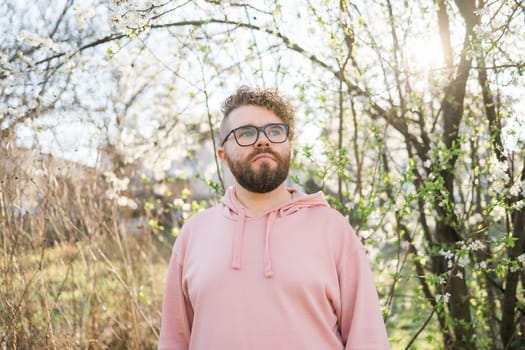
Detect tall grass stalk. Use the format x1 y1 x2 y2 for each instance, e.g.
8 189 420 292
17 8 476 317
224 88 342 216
1 140 168 349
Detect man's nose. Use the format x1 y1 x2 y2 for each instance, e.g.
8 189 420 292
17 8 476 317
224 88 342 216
254 129 270 147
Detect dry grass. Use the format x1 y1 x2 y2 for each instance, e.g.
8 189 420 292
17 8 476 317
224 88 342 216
1 141 172 349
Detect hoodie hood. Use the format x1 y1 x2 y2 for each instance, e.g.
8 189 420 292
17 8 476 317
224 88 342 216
221 186 329 278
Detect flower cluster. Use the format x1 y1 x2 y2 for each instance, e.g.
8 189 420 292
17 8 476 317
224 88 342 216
435 292 451 304
461 240 485 252
467 213 483 227
17 30 58 52
439 240 485 270
489 158 510 193
509 180 525 197
103 171 137 209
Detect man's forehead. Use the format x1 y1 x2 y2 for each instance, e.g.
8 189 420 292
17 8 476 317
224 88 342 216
227 105 281 125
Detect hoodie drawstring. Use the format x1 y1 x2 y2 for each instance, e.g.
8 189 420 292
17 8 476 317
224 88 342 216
231 208 278 278
264 211 277 278
231 208 246 270
224 187 329 279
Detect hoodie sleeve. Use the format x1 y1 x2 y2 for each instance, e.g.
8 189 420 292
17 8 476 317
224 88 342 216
338 224 390 350
158 237 193 350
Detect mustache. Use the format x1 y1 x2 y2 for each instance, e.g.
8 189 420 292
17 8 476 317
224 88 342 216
249 148 280 161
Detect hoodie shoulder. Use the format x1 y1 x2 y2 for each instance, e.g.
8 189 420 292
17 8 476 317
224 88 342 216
183 204 222 225
173 204 222 251
277 189 330 212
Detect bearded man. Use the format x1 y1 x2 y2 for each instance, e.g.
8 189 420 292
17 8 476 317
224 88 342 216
158 86 390 350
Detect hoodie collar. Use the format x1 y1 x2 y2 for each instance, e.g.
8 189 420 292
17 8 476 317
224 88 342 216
221 186 329 278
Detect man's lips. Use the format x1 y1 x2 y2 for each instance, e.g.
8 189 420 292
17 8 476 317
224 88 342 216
251 152 275 162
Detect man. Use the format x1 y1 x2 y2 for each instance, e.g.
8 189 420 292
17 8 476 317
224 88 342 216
158 86 390 349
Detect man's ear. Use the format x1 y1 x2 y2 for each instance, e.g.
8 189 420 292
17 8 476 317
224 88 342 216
217 147 227 163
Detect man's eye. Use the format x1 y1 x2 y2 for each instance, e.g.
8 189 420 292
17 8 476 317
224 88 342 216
267 127 284 136
237 129 256 138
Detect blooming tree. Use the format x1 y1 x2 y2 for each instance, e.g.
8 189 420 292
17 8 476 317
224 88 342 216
1 0 525 348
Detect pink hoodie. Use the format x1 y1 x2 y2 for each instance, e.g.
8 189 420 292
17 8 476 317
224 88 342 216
159 187 389 350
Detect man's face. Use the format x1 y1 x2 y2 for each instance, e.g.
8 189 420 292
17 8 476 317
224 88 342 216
218 105 291 193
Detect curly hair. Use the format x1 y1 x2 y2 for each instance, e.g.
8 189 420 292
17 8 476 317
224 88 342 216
220 86 295 142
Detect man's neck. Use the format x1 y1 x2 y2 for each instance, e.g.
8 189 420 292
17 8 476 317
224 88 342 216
234 183 292 216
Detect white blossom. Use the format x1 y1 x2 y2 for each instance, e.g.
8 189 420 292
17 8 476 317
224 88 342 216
474 7 490 17
173 198 184 208
104 171 130 192
104 172 131 202
477 261 488 270
512 200 525 211
467 213 483 227
117 196 137 209
443 292 451 303
502 115 525 153
489 158 509 183
17 30 58 52
440 249 454 260
468 240 484 251
436 292 451 303
491 205 506 221
510 183 521 197
394 196 405 212
458 255 469 268
74 5 96 29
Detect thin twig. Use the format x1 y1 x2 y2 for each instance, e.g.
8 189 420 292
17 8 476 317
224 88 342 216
404 307 437 350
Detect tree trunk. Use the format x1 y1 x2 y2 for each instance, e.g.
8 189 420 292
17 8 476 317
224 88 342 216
501 164 525 349
432 1 479 346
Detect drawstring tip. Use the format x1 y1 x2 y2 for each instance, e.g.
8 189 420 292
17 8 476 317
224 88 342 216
231 259 241 270
264 268 274 278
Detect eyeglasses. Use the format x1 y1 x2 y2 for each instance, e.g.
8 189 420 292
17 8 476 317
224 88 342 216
221 123 289 147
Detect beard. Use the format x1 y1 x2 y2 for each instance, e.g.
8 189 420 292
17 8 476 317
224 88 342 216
226 148 290 193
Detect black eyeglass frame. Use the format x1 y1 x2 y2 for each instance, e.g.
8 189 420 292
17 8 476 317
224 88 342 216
220 123 290 147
